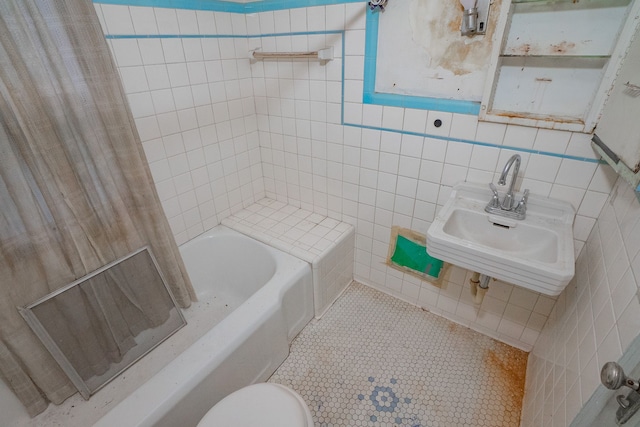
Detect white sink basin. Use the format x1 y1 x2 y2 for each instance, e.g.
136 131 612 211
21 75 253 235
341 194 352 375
426 182 575 296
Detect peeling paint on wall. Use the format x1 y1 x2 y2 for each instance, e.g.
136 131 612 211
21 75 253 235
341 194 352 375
375 0 503 102
410 0 496 76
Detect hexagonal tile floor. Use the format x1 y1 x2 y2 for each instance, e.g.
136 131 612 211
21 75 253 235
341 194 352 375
269 281 527 427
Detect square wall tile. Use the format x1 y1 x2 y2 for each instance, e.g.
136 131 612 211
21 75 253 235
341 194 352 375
555 159 598 190
533 129 571 154
403 109 428 133
101 5 135 35
154 8 180 34
475 121 506 146
449 113 478 140
382 106 405 129
503 125 538 149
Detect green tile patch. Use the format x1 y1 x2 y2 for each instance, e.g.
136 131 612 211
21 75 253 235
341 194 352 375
387 226 447 286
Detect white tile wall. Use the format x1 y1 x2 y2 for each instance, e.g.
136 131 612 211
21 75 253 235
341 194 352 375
521 178 640 426
247 3 617 349
95 4 264 246
96 0 621 360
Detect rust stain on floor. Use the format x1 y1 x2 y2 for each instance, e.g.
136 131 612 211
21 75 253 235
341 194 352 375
271 282 529 426
485 343 529 424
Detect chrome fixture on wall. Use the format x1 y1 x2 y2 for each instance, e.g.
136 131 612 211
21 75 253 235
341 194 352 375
602 361 640 391
249 47 334 61
459 0 491 36
601 361 640 425
485 154 529 220
368 0 387 12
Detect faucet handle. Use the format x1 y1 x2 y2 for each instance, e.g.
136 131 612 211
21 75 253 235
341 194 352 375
488 183 500 208
514 189 529 215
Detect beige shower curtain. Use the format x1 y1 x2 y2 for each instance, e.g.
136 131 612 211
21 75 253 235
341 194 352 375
0 0 195 417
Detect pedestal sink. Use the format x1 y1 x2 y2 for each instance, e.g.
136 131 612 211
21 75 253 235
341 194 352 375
426 182 575 296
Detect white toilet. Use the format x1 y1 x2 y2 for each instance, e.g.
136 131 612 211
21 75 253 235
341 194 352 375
197 383 314 427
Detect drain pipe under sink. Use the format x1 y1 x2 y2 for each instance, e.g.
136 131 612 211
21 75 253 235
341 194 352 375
470 272 490 305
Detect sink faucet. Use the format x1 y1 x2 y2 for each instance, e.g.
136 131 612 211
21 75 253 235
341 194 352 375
484 154 529 220
498 154 521 210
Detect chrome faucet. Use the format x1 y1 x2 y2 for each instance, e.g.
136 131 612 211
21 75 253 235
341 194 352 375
484 154 529 220
498 154 521 210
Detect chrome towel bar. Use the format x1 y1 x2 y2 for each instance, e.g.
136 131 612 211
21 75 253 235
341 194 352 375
250 47 333 61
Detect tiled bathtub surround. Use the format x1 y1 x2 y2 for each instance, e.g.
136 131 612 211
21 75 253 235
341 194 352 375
94 4 265 246
521 178 640 426
222 198 354 317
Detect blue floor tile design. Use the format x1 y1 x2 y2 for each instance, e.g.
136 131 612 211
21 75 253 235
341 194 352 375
269 281 527 426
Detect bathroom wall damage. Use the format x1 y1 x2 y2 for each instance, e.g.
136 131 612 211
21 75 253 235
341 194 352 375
410 0 501 76
375 0 503 101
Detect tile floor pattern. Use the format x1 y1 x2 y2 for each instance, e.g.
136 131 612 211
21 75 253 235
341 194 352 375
269 282 528 427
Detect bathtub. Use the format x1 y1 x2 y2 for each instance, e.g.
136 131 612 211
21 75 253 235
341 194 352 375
94 226 313 427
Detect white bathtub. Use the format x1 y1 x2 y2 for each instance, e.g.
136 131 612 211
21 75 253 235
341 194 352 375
94 226 313 427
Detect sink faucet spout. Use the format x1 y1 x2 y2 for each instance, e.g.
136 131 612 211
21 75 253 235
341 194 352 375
498 154 521 210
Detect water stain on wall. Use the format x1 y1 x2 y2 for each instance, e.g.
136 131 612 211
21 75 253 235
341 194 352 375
409 0 503 76
504 40 578 56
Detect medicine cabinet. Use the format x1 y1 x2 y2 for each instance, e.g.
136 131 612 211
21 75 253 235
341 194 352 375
480 0 640 133
592 23 640 192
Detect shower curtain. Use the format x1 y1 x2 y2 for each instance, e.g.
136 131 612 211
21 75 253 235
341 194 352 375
0 0 195 417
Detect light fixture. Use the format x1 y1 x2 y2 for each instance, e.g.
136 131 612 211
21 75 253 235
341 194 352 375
460 0 491 37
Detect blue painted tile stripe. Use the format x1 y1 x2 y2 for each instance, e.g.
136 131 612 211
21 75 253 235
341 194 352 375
257 30 344 37
245 0 363 12
94 0 245 13
100 31 600 164
93 0 363 13
341 29 346 124
97 0 493 116
105 33 242 39
362 7 377 97
343 123 603 163
104 30 343 39
362 8 480 116
364 92 481 115
105 29 352 136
